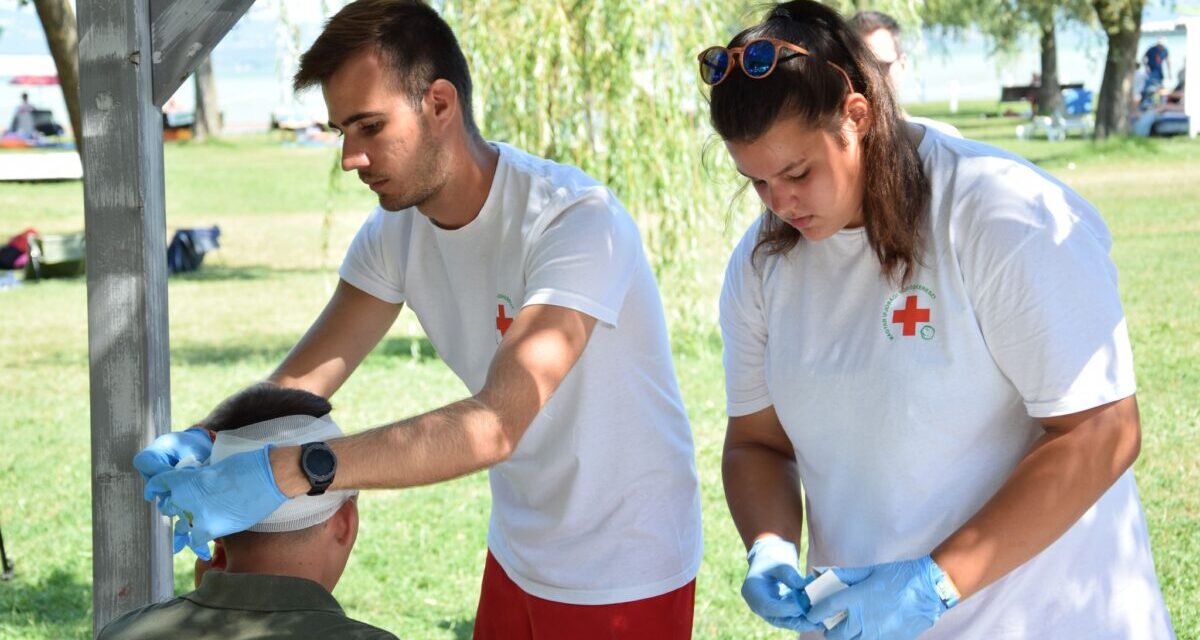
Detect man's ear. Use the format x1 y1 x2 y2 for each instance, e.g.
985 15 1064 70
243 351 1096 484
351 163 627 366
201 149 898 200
844 93 872 139
194 540 227 588
329 498 359 548
424 79 460 133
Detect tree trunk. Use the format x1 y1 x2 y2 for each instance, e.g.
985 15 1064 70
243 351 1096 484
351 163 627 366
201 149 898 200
193 57 222 141
31 0 81 155
1093 0 1144 139
1037 22 1062 116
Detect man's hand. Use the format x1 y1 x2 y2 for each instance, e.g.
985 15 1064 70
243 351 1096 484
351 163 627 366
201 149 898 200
133 428 213 493
741 536 821 632
145 447 286 558
805 555 957 640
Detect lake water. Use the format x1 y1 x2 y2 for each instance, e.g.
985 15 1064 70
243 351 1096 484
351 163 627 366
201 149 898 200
0 5 1191 135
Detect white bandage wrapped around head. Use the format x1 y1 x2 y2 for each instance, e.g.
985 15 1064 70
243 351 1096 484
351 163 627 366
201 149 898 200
209 414 357 533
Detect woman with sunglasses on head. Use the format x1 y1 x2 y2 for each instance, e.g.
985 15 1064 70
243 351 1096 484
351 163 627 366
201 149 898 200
703 2 1174 639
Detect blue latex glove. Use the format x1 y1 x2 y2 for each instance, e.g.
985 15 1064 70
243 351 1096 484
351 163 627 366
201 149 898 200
805 555 957 640
741 536 822 632
133 427 213 486
145 446 287 560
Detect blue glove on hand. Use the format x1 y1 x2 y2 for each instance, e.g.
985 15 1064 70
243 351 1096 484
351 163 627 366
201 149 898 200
133 427 214 487
805 555 958 640
144 446 287 560
741 536 822 632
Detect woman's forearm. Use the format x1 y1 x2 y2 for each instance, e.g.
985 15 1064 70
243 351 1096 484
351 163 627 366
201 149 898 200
723 443 806 550
932 396 1141 598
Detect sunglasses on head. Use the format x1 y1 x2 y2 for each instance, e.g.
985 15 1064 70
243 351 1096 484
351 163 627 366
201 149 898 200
697 37 854 92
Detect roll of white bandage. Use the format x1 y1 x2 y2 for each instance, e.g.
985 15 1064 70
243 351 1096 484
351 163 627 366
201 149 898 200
209 414 357 533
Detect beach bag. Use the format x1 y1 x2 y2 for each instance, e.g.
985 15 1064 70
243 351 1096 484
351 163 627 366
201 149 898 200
0 228 36 270
25 231 85 279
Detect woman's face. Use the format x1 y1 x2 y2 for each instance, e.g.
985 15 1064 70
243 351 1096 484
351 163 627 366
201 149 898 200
725 115 865 241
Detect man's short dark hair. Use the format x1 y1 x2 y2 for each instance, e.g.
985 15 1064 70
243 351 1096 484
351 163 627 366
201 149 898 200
849 10 903 54
198 383 332 433
293 0 478 135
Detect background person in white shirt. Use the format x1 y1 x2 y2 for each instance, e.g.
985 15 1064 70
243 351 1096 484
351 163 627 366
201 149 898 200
11 93 36 139
698 1 1173 638
135 1 703 638
848 9 962 138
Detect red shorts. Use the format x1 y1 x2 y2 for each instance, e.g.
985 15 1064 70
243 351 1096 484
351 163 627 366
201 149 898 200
472 550 695 640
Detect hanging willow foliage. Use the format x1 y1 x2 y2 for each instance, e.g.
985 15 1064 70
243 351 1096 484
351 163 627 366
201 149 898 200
438 0 761 342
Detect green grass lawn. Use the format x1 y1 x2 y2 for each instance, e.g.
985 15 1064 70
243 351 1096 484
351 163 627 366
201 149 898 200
1 102 1197 638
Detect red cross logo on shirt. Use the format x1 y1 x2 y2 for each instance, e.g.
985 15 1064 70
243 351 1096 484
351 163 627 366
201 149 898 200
496 304 513 337
891 295 930 337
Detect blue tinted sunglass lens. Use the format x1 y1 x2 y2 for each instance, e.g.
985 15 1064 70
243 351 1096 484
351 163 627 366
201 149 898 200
700 48 730 85
743 40 777 77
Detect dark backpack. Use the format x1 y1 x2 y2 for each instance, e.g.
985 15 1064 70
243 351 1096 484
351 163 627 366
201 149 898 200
167 226 221 274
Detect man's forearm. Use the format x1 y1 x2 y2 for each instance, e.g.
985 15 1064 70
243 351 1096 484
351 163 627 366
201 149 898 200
269 303 594 497
270 396 513 497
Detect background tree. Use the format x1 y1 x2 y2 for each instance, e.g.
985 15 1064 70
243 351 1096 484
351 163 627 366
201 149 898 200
826 0 924 28
29 0 80 151
923 0 1093 116
193 57 222 141
440 0 745 337
1092 0 1147 138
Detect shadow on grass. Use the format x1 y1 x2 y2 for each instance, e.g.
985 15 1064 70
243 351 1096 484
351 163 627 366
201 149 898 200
377 336 439 361
171 264 330 282
437 616 474 640
171 335 439 367
0 567 91 637
171 338 297 367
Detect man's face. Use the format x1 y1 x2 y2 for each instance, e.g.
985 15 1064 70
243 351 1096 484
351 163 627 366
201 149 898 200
323 49 448 212
863 28 906 91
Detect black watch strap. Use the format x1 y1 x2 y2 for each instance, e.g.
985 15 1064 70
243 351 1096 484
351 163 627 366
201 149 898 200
299 441 337 496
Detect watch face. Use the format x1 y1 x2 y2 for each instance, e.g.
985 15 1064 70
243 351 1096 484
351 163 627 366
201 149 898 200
303 446 336 480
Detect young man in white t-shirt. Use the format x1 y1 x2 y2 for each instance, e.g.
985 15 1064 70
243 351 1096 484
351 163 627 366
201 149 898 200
133 2 702 637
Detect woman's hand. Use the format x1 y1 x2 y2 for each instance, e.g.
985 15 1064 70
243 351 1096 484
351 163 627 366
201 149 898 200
805 555 958 640
741 535 821 631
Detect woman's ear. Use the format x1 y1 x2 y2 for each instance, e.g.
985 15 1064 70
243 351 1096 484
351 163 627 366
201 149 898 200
844 93 872 139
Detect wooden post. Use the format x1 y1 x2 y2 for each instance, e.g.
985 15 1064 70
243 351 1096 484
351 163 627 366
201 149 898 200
78 0 173 634
79 0 255 634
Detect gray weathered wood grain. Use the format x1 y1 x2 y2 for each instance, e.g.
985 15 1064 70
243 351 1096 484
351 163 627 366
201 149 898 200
79 0 173 635
150 0 254 107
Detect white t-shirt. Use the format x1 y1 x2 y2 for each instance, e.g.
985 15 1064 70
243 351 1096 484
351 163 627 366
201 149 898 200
907 114 962 139
720 128 1173 638
341 142 703 605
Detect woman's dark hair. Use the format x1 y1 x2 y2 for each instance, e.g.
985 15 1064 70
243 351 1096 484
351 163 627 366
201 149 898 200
294 0 478 136
708 0 929 284
198 382 332 433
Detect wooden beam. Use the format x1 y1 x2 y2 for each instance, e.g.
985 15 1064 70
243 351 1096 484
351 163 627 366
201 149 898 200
150 0 254 107
78 0 173 634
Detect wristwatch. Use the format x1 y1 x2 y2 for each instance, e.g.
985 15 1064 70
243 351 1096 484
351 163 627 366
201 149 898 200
299 441 337 496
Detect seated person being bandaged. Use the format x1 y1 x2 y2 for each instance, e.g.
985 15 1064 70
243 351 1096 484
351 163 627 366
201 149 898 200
100 384 397 640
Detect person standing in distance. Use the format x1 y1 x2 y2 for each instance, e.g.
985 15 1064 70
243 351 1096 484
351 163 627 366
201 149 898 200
1142 37 1171 109
135 2 703 638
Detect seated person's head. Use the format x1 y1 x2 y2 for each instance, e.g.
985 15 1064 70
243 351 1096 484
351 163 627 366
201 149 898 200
196 383 359 593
